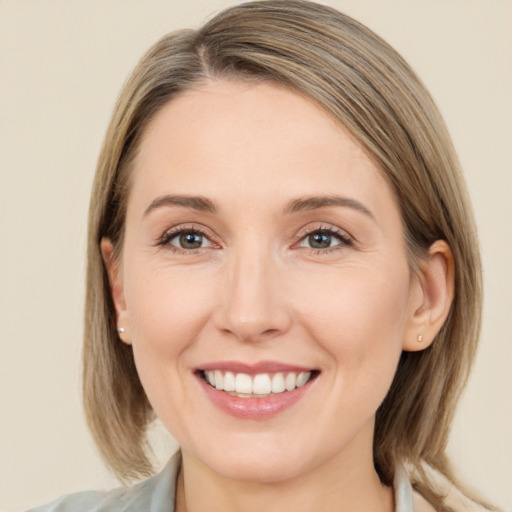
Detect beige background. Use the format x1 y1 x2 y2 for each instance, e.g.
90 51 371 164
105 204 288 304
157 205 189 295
1 1 511 510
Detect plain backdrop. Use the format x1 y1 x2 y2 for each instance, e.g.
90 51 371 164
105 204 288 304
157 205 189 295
1 1 511 510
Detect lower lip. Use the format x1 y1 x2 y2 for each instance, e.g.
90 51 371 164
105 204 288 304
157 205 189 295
196 373 315 420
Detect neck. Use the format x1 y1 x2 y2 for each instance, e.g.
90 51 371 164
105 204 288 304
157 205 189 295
175 423 394 512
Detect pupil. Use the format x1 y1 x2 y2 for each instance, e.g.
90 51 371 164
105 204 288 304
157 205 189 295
180 232 202 249
309 233 331 249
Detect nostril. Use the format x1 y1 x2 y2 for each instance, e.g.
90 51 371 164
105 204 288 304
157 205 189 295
238 327 284 344
217 321 287 343
261 328 281 337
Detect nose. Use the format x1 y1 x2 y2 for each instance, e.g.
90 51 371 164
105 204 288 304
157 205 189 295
213 244 292 343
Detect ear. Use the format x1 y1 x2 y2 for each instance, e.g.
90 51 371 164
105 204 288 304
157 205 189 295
101 238 131 345
402 240 454 352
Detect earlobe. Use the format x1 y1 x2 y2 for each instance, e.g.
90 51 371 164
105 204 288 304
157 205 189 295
403 240 454 352
100 238 131 345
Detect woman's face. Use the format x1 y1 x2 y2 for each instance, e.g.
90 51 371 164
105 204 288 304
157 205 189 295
106 79 425 483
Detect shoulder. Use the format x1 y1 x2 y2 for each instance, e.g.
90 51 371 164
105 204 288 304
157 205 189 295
25 482 156 512
25 488 124 512
25 452 181 512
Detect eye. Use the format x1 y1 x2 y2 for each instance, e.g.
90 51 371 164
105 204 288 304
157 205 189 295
297 227 352 251
160 228 214 251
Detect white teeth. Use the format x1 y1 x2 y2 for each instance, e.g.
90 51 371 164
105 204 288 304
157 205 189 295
252 374 272 395
296 372 311 388
235 373 253 394
223 371 235 392
271 373 286 393
203 370 314 396
285 372 296 391
214 370 224 390
205 370 215 386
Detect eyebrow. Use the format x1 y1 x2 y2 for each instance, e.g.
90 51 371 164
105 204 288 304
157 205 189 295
143 195 217 217
143 194 374 219
284 195 374 219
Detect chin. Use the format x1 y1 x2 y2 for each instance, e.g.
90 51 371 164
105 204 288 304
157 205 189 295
192 436 310 484
212 454 304 484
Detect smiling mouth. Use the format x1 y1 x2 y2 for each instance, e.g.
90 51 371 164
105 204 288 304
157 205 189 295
198 369 319 398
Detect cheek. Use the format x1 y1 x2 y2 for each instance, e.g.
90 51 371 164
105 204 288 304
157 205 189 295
292 262 410 388
123 261 220 433
296 259 410 332
124 260 217 365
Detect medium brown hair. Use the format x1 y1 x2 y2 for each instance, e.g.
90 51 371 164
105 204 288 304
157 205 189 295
84 1 486 509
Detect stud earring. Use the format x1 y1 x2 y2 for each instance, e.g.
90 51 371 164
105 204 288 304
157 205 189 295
417 334 423 343
117 327 125 334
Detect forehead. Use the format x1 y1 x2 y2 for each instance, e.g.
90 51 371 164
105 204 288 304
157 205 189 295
128 79 395 219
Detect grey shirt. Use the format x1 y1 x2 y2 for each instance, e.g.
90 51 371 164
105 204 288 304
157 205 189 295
27 452 415 512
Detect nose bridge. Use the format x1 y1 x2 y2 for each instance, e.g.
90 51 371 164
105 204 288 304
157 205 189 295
215 236 290 341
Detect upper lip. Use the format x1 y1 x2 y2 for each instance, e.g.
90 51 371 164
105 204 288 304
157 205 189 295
197 360 317 375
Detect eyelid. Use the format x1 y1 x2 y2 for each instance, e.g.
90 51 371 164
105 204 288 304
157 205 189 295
154 222 354 253
293 223 354 250
156 223 220 250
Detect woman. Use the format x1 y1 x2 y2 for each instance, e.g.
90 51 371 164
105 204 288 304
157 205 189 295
28 1 497 511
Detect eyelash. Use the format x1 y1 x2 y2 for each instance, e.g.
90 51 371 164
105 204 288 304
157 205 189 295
157 225 214 254
295 225 353 254
156 224 353 255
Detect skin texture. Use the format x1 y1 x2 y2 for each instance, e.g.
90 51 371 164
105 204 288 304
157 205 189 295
102 80 453 512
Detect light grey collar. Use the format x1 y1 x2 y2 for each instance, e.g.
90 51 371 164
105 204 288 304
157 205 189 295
394 462 415 512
